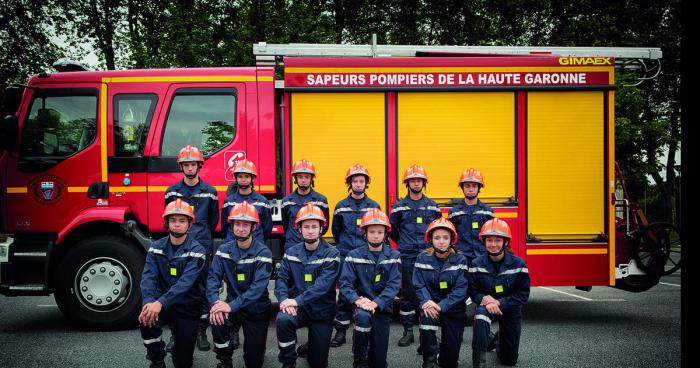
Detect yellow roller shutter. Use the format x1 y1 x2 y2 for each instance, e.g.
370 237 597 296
527 91 605 239
291 93 386 233
397 92 515 203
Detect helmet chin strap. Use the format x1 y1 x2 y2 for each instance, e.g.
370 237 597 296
303 237 319 244
238 184 250 190
488 248 505 257
433 245 450 254
465 194 477 200
170 231 187 238
235 234 252 242
368 240 384 248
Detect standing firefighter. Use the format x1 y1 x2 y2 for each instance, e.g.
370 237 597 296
469 218 530 367
281 159 330 250
164 144 219 351
414 218 469 368
331 164 381 347
389 164 442 347
339 208 401 368
448 169 494 265
220 159 273 351
139 199 207 368
275 204 341 368
207 202 273 368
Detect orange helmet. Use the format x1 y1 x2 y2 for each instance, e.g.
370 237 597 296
458 168 485 188
402 164 428 183
232 159 258 178
345 163 370 184
479 218 512 240
227 201 260 224
163 199 195 222
359 208 391 232
176 145 204 163
294 203 327 227
425 217 458 244
291 159 316 177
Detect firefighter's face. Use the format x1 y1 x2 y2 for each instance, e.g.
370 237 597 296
296 173 312 188
484 236 505 254
350 175 367 193
235 173 252 188
431 228 451 252
408 178 424 192
181 162 199 177
168 215 190 233
365 225 386 244
232 220 254 237
462 182 480 197
300 220 321 239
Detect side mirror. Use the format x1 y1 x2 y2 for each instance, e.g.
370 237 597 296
36 108 60 129
2 86 23 115
0 114 19 154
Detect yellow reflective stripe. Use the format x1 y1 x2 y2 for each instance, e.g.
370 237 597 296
286 66 614 74
100 84 108 182
6 187 28 194
68 187 89 193
103 76 257 83
110 186 148 192
526 248 608 255
495 212 518 218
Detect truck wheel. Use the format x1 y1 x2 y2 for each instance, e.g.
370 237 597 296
54 236 144 330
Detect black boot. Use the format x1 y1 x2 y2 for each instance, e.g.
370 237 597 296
330 328 347 347
487 331 498 352
196 324 211 351
398 327 414 347
353 356 370 368
149 361 166 368
422 355 437 368
472 349 486 368
282 362 296 368
230 329 240 350
216 362 233 368
296 343 309 358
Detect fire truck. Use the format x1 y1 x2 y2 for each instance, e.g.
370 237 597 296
0 41 678 329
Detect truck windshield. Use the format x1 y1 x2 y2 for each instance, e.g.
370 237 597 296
20 89 98 158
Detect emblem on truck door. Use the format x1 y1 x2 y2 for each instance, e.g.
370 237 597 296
29 175 66 204
224 151 246 181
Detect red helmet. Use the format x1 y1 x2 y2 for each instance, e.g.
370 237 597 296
359 208 391 232
402 164 428 183
291 159 316 177
176 145 204 163
163 199 195 222
227 202 260 224
479 218 512 240
424 217 458 244
294 203 327 228
458 168 485 188
232 159 258 178
345 163 370 184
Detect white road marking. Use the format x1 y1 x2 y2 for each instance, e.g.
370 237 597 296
555 299 627 302
659 282 681 287
37 304 58 307
539 287 593 301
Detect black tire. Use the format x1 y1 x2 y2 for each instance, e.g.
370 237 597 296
634 222 681 277
54 235 145 330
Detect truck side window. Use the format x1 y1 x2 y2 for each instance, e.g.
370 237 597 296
20 90 98 158
160 90 236 157
114 94 157 157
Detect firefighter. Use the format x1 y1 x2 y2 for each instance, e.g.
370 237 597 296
139 199 207 368
164 144 219 351
220 159 272 351
414 217 469 368
469 218 530 368
221 158 273 243
281 159 330 250
389 164 442 347
448 169 494 265
275 203 340 368
339 208 401 368
207 202 273 368
330 164 381 348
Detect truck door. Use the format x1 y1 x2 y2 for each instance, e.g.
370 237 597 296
4 84 102 235
106 83 165 227
145 83 247 235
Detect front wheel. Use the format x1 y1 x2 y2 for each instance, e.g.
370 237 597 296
54 236 145 330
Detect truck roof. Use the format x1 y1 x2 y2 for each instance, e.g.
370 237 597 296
28 66 263 85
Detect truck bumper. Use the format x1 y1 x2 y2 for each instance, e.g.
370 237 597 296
0 234 53 296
